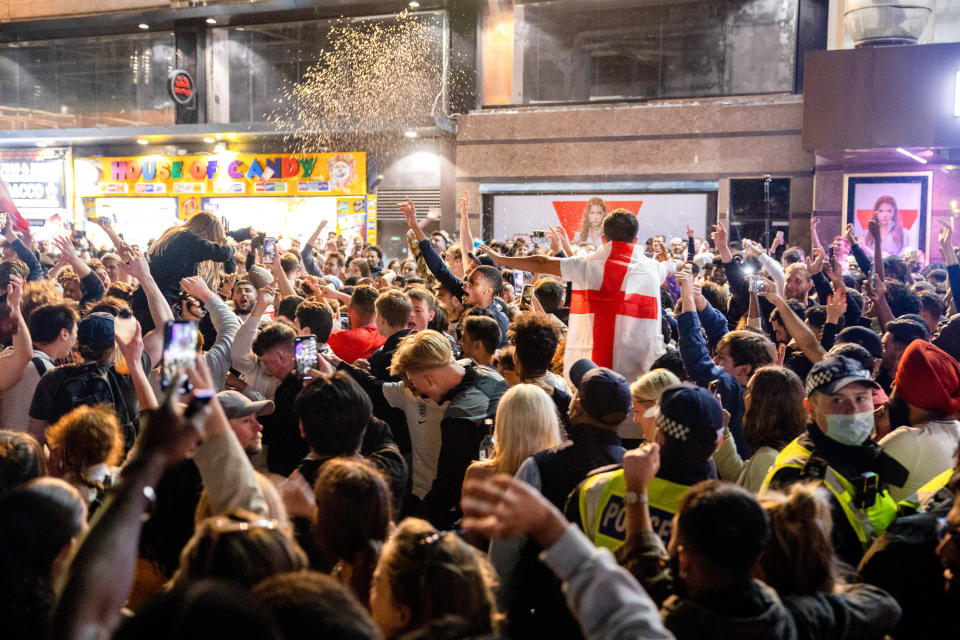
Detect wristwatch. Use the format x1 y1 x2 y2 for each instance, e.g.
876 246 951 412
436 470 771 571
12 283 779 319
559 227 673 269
623 491 649 505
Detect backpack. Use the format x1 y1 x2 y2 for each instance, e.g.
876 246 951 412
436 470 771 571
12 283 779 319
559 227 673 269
53 363 136 448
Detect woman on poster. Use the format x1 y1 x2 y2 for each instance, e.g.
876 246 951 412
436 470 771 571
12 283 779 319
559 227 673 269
864 195 905 255
576 197 606 246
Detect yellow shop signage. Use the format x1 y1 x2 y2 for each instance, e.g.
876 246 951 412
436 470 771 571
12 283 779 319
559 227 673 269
86 152 366 197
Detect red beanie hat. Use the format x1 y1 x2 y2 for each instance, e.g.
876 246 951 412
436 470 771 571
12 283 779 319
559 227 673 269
895 340 960 414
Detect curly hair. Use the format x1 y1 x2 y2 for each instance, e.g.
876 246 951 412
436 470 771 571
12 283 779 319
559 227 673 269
508 312 560 376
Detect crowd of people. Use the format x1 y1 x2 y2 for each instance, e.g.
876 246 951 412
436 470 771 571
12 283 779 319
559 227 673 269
1 190 960 639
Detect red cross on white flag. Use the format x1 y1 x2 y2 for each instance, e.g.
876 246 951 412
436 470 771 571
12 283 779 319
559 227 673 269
562 241 667 383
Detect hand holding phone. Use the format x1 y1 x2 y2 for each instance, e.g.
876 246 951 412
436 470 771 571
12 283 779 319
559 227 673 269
521 284 534 309
263 237 277 264
162 320 199 389
295 335 319 379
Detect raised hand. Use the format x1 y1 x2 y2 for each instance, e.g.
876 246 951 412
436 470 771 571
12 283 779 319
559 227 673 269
826 289 846 325
398 197 418 229
805 247 825 275
940 220 953 252
622 442 661 492
119 243 150 281
115 321 144 366
686 224 695 239
868 216 881 240
477 244 504 265
776 343 787 366
652 240 669 263
462 474 565 547
711 222 728 250
5 272 23 312
180 276 215 304
844 223 857 245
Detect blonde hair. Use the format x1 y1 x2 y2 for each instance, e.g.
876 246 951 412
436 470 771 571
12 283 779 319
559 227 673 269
390 329 454 376
784 262 811 283
149 212 227 288
491 384 562 475
630 368 680 405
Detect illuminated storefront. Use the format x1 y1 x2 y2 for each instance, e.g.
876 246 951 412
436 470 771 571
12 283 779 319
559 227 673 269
0 148 71 236
74 151 376 248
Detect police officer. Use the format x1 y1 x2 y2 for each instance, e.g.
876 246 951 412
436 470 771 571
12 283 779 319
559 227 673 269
570 383 723 550
761 355 909 565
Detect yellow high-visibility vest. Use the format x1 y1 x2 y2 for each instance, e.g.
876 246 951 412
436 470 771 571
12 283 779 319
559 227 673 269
578 468 690 551
760 437 899 548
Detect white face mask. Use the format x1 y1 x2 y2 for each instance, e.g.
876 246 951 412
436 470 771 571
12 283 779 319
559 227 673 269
824 410 874 446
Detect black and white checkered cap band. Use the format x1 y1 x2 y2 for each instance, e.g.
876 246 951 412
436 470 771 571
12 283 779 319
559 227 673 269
654 408 690 442
805 369 833 396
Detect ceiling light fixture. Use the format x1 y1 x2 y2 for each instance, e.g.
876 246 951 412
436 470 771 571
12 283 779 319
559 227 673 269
404 130 418 138
203 137 215 143
136 139 149 145
409 1 420 7
138 23 149 30
206 18 217 25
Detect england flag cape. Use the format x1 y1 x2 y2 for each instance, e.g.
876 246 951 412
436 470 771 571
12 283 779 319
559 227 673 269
560 241 667 384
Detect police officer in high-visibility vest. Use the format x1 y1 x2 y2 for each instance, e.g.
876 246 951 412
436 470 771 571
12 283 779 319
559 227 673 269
570 383 723 551
761 355 908 565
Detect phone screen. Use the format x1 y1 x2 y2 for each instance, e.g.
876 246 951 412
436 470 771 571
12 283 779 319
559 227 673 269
295 335 318 378
521 284 534 308
263 237 277 264
513 270 524 299
162 320 199 388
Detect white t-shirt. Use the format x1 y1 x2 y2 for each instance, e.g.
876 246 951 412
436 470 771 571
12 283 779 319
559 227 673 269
381 382 448 499
0 348 54 431
879 419 960 502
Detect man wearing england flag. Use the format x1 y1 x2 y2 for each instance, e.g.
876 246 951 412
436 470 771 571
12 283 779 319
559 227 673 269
481 208 675 384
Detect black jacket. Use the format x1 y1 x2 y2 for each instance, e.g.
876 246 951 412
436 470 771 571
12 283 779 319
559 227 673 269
368 329 412 382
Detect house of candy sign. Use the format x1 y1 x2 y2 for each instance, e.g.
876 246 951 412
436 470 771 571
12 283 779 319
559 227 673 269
81 152 366 198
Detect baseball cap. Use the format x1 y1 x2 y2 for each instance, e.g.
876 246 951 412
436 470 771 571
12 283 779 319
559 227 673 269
805 355 880 397
77 312 115 351
654 383 724 448
569 359 631 424
216 390 275 420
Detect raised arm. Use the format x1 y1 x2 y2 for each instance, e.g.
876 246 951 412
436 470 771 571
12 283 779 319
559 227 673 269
399 197 428 244
459 191 477 270
302 220 327 277
304 275 350 305
183 276 240 389
0 274 33 390
115 321 158 411
401 198 468 295
759 283 826 362
92 216 124 251
188 358 268 516
479 244 563 278
230 287 272 375
810 216 823 252
120 244 173 366
4 218 43 282
51 383 209 640
266 253 296 298
868 217 885 282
